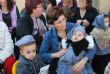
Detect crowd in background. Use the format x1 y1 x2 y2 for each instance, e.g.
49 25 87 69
0 0 110 74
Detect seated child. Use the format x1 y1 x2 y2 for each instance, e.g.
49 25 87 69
91 14 110 50
57 25 94 74
15 35 45 74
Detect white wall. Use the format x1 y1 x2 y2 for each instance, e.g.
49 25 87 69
99 0 110 13
16 0 25 12
93 0 110 13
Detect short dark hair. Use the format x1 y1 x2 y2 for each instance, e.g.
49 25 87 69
85 0 93 9
49 0 57 7
104 14 109 18
25 0 42 14
0 0 15 11
46 6 65 25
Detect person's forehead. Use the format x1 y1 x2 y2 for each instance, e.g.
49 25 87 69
63 0 72 2
74 31 84 34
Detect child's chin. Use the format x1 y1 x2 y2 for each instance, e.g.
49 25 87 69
72 39 79 42
29 57 35 60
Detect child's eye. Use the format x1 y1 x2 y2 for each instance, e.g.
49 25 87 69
27 51 31 54
33 50 36 53
78 35 81 36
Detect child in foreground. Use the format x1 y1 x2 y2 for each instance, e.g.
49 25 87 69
15 35 45 74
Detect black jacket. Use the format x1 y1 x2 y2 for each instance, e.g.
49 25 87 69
73 7 99 34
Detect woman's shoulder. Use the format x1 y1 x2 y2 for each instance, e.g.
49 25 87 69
44 28 56 36
88 7 98 12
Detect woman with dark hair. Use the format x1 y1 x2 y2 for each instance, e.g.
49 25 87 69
73 0 99 34
40 7 75 74
39 7 95 74
0 0 19 41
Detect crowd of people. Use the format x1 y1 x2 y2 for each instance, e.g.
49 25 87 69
0 0 110 74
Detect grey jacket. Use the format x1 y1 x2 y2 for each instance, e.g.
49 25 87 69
17 55 45 74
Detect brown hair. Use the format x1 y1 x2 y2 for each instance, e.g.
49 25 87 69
46 6 65 25
62 7 74 20
0 0 15 11
25 0 42 14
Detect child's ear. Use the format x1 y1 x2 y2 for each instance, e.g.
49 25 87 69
20 50 24 55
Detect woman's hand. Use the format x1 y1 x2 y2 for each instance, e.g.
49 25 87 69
82 19 89 27
51 48 67 58
76 20 83 25
72 57 88 74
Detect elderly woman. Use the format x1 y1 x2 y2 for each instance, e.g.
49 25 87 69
73 0 99 34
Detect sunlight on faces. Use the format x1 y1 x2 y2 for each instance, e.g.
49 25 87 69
104 17 110 27
54 15 66 31
71 31 85 42
20 43 36 60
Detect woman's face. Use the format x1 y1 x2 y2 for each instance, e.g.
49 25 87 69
33 4 43 17
77 0 87 9
0 0 7 7
54 15 66 31
72 31 85 42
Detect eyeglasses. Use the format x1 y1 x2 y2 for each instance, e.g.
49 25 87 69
36 4 43 9
36 6 43 8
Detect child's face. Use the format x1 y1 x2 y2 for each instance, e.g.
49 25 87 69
104 17 109 27
20 43 36 60
71 31 85 42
